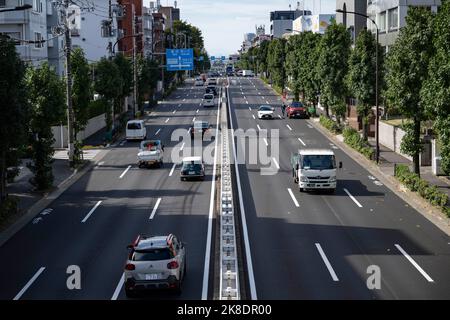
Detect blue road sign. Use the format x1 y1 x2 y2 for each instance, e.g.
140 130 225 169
210 56 216 61
166 49 194 71
221 56 226 61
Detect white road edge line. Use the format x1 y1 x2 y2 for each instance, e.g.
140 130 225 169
286 124 293 131
298 138 306 146
111 273 124 300
169 163 177 177
226 83 257 300
119 165 131 179
13 267 46 300
315 243 339 282
149 197 162 220
272 157 280 169
343 188 363 208
155 129 161 135
82 200 103 223
165 118 170 123
395 244 434 282
201 89 221 300
287 188 300 207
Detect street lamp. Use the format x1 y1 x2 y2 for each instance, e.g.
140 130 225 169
0 4 32 13
111 33 143 55
336 8 380 164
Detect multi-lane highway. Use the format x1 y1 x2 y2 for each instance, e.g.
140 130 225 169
227 76 450 300
0 82 219 300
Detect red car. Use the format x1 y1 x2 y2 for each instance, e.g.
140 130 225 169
286 101 309 119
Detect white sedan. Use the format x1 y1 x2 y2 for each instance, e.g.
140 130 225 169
257 105 275 119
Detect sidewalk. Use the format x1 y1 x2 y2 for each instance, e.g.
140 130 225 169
367 138 450 202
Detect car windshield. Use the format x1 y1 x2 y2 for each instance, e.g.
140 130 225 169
132 248 173 261
260 106 272 111
204 95 214 100
290 102 304 108
127 122 141 130
182 163 202 171
301 155 336 170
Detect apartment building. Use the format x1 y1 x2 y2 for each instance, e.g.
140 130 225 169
336 0 368 43
270 9 312 38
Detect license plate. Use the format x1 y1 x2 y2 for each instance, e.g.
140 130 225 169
309 184 316 187
145 274 158 280
189 171 196 175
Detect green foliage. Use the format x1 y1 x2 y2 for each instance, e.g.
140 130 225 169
0 35 29 203
0 196 18 222
342 127 375 160
395 164 449 213
298 32 322 107
113 53 133 115
317 21 351 120
320 115 341 134
88 99 107 118
267 38 286 89
137 56 159 112
26 63 66 191
422 0 450 174
385 7 434 174
400 122 424 158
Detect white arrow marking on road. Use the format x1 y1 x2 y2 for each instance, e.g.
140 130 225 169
155 129 161 136
82 201 103 223
298 138 306 146
40 208 53 216
169 163 177 177
32 217 43 224
287 188 300 207
395 244 434 282
165 118 170 123
286 124 293 131
315 243 339 281
343 188 363 208
307 124 313 129
149 198 162 220
272 157 280 170
119 165 131 179
13 267 46 300
111 273 124 300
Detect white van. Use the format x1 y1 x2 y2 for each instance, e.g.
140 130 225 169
202 94 215 107
126 120 147 141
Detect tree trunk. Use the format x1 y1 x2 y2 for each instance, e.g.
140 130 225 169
362 116 368 141
413 116 421 177
0 151 6 203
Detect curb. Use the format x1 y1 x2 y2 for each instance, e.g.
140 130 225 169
307 118 450 237
0 149 110 248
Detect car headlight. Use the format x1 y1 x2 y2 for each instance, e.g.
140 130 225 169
329 176 337 182
300 176 308 182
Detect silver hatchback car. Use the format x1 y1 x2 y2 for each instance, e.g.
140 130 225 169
124 234 186 297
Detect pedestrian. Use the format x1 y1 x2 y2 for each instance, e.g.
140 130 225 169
281 104 286 118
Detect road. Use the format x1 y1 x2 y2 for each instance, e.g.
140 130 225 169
227 76 450 299
0 82 218 300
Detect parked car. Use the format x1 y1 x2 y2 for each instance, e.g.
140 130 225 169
180 156 205 181
124 234 186 297
286 101 309 119
242 70 254 77
205 86 218 96
126 120 147 141
257 105 274 119
137 140 164 168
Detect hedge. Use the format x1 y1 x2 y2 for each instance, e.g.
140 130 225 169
0 196 18 223
88 99 107 119
319 115 341 134
342 127 375 160
395 164 449 217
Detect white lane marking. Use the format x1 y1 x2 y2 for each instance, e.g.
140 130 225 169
111 273 124 300
82 200 103 223
246 101 249 104
262 96 265 99
286 124 293 131
149 197 162 220
374 181 383 186
315 243 339 282
178 104 182 107
287 188 300 207
257 124 262 131
395 244 434 282
196 109 199 113
244 96 247 100
165 118 170 123
183 98 186 101
119 165 132 179
173 110 176 114
13 267 46 300
252 114 256 120
272 157 280 169
169 163 177 177
155 129 161 136
307 124 313 129
248 107 251 111
226 86 257 299
192 117 196 122
278 115 282 119
266 100 270 104
263 138 268 146
298 138 306 146
180 142 185 151
120 140 126 146
96 161 105 168
201 93 221 300
343 188 363 208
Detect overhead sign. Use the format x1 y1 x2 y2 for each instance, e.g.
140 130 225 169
221 56 226 61
210 56 216 61
166 49 194 71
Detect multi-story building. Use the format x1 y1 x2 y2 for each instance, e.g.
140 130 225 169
366 0 441 52
151 11 165 56
46 2 64 76
142 6 154 57
0 0 52 68
292 14 335 34
241 32 255 53
117 0 143 57
270 9 312 39
158 3 179 31
336 0 367 44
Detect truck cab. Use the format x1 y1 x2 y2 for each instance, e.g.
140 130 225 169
291 149 342 193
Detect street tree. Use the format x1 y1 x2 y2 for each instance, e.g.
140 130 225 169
385 7 434 176
267 38 286 91
113 53 133 116
317 21 351 121
94 58 123 131
299 32 322 109
26 63 66 191
0 35 29 212
346 29 383 141
422 0 450 174
138 56 160 112
70 48 91 164
285 34 302 100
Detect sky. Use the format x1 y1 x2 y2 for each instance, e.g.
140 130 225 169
146 0 336 57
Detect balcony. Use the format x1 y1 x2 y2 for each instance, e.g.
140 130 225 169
0 10 30 24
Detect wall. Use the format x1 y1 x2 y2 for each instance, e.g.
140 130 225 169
379 121 413 161
52 113 106 148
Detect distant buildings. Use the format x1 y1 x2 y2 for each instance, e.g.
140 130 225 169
335 0 367 44
291 14 335 35
270 9 312 39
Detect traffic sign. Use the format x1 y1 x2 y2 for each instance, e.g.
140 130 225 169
211 56 216 61
166 49 194 71
221 56 226 61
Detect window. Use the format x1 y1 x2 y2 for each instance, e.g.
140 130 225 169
379 11 386 32
388 7 398 31
131 249 173 261
0 0 6 8
34 32 43 48
127 122 142 130
33 0 42 13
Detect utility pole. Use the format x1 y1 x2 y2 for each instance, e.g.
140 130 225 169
63 0 75 166
132 3 138 118
108 0 115 130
